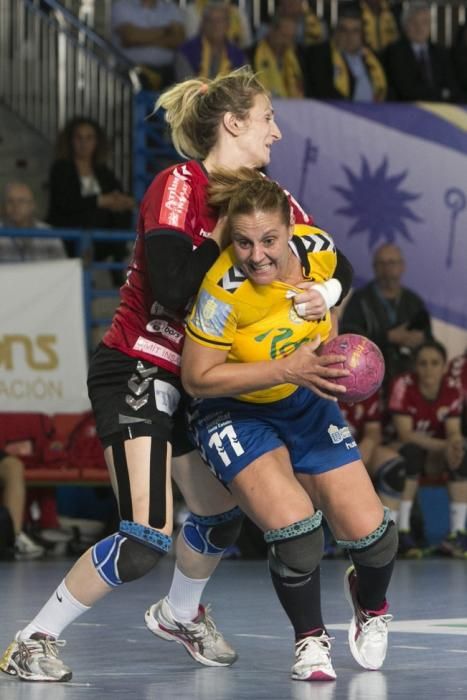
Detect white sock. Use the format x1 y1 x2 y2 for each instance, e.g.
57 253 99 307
387 509 399 525
398 500 413 532
20 579 90 640
449 502 467 534
166 566 210 622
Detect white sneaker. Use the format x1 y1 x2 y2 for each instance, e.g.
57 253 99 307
291 633 336 681
344 565 392 670
0 632 72 681
145 597 238 667
14 532 45 560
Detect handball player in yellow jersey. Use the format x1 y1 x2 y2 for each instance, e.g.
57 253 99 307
183 170 397 681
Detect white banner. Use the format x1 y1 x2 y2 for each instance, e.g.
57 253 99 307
0 259 90 412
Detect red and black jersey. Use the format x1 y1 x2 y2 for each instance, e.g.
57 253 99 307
448 354 467 403
388 372 463 438
103 160 312 375
339 392 381 443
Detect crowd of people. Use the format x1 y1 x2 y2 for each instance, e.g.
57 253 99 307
112 0 467 102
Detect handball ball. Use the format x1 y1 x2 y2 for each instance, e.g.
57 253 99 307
319 333 385 403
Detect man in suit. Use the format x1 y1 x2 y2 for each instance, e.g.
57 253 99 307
384 1 461 102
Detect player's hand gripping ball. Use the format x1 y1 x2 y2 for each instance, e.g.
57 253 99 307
319 333 385 403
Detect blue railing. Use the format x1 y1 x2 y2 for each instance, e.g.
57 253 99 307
132 91 182 203
0 227 134 353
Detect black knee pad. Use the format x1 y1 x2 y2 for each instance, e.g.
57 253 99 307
375 457 406 497
118 538 163 582
341 519 398 568
182 507 244 556
399 443 426 479
266 512 324 577
92 522 171 586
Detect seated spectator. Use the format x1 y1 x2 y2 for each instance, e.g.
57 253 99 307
184 0 252 50
384 1 461 102
0 182 66 262
47 117 134 277
252 17 304 98
111 0 185 90
0 451 44 560
174 2 246 81
389 340 467 558
452 23 467 100
360 0 399 54
257 0 324 48
341 243 432 386
303 4 387 101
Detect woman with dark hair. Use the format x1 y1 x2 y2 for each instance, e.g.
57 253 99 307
47 117 135 267
388 340 467 557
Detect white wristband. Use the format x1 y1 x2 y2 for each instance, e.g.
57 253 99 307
311 278 342 310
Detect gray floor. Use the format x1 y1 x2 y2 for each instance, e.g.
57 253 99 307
1 557 466 699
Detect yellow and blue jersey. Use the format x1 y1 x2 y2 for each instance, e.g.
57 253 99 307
186 224 337 403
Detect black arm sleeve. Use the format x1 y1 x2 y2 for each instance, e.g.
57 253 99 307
334 248 354 305
145 230 220 311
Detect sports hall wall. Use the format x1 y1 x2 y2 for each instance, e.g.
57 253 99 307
268 100 467 358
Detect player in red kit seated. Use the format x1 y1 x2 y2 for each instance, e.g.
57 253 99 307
389 340 467 558
339 393 421 557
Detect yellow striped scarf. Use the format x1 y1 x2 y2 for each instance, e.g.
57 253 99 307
199 38 232 78
360 1 399 52
332 43 387 101
254 39 304 98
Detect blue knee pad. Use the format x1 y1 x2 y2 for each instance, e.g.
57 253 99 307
92 520 172 587
182 507 243 556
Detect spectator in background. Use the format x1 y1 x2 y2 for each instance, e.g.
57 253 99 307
389 341 467 558
360 0 399 53
303 4 387 101
257 0 324 48
341 243 432 384
452 23 467 100
0 451 44 560
252 17 304 98
111 0 185 89
184 0 252 50
0 182 65 261
174 2 245 81
47 117 134 277
384 1 461 102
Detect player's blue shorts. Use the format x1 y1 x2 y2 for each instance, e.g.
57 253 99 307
188 386 361 485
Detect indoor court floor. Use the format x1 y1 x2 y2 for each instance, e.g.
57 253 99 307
1 557 466 700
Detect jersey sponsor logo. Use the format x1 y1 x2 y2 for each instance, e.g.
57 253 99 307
133 337 181 366
160 172 191 228
345 440 357 449
328 424 352 444
146 319 183 344
191 290 232 337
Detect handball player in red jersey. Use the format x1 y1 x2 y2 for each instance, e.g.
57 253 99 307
0 67 354 682
389 340 467 558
